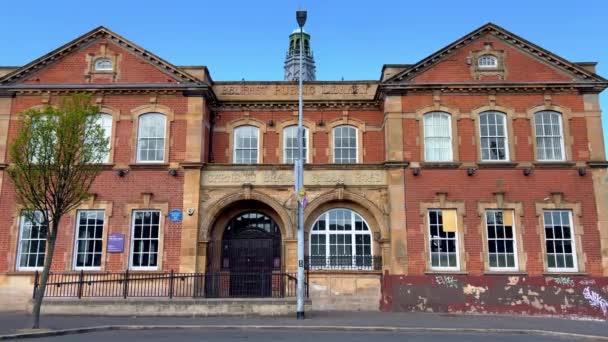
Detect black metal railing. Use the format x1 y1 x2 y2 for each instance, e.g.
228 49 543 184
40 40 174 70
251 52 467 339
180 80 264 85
305 255 382 270
33 270 307 299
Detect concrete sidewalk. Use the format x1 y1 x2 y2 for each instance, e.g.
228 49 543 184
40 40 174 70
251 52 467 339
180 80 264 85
0 311 606 339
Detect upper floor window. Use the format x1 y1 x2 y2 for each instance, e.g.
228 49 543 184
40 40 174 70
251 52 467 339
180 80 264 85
333 125 357 164
309 208 373 269
478 55 498 69
283 125 308 163
94 58 113 72
423 112 452 162
479 111 509 161
534 111 565 161
137 113 166 163
16 211 47 271
234 125 259 164
90 113 112 163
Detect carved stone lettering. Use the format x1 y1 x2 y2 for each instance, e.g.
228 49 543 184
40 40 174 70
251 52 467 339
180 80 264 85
202 170 386 187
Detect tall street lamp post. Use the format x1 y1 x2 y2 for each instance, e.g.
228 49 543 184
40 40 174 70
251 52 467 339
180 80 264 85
295 9 307 320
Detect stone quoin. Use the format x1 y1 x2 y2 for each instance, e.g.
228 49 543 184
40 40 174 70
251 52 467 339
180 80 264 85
0 23 607 318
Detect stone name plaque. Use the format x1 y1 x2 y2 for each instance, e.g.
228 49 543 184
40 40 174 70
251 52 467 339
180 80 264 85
201 169 386 187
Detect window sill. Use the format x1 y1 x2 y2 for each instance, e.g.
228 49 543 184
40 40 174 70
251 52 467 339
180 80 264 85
128 163 170 170
483 271 528 276
420 162 461 169
587 160 608 168
543 272 587 276
424 270 468 275
533 161 576 168
476 162 518 169
0 163 7 170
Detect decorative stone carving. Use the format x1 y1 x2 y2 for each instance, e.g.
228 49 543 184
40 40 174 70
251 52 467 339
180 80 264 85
201 169 386 187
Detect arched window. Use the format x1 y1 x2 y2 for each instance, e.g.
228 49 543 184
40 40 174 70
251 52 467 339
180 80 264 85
309 208 372 269
234 125 259 164
93 113 112 163
534 111 565 161
478 55 498 69
479 111 509 161
94 58 113 71
137 113 166 162
423 112 452 162
333 125 357 164
283 125 308 163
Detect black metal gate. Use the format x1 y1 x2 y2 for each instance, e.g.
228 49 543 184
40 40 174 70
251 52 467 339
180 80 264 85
207 212 281 297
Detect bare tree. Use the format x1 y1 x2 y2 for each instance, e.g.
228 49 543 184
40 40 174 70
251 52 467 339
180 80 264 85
7 94 109 328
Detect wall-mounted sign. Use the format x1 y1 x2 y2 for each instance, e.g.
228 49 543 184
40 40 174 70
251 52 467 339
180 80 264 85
107 233 125 253
169 209 183 222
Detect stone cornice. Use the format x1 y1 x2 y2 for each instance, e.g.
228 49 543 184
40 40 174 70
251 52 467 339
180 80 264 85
379 82 607 96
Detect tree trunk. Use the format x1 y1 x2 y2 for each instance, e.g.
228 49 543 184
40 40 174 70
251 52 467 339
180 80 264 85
31 233 56 329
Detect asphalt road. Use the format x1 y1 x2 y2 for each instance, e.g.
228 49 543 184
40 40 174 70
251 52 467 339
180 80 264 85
34 329 578 341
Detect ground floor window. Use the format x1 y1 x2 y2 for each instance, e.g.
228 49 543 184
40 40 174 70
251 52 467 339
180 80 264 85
130 210 160 270
309 208 372 269
17 211 47 271
428 209 459 270
485 210 517 271
543 210 577 272
74 210 104 270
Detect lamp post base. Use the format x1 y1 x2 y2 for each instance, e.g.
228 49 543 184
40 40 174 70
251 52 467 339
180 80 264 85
296 311 305 319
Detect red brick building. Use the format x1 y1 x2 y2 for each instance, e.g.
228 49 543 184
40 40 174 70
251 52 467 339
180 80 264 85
0 23 607 317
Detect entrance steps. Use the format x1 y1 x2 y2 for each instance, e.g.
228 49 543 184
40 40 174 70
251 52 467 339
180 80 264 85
36 298 313 316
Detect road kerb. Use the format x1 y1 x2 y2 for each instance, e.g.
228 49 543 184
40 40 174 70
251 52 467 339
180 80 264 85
0 324 607 340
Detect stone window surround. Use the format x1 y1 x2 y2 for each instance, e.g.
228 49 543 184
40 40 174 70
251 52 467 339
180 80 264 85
123 193 169 271
129 104 175 165
84 43 121 81
275 118 317 164
469 43 507 80
535 192 585 274
471 104 517 163
476 192 526 274
68 196 113 271
415 104 461 163
526 104 574 163
326 116 366 164
225 117 266 164
419 192 467 273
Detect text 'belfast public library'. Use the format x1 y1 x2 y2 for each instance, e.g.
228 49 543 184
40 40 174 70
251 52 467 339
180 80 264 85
0 23 608 317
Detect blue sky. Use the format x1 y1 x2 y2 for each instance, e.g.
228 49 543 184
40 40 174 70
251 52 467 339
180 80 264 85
1 0 607 154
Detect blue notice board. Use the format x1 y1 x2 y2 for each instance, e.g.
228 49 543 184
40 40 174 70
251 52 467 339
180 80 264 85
169 209 183 222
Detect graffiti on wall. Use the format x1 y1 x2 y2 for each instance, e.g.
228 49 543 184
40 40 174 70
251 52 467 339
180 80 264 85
583 287 608 316
381 272 608 319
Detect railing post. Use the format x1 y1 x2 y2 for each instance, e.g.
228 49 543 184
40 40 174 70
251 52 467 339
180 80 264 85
32 270 39 299
169 270 174 299
77 270 84 299
123 269 129 299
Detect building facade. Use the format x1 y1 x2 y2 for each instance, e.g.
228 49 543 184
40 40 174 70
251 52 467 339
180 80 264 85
1 23 608 317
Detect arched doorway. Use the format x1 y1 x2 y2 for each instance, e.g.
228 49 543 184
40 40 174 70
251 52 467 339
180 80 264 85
207 211 282 297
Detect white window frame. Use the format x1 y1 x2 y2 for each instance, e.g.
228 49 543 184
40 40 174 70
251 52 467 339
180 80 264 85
136 113 166 163
233 125 260 164
479 111 509 162
485 210 519 272
309 208 373 270
478 55 498 69
93 113 112 163
423 112 453 162
73 210 105 271
94 58 113 71
16 211 47 271
332 125 358 164
283 125 309 163
543 210 578 273
129 210 161 271
534 111 566 161
428 209 460 271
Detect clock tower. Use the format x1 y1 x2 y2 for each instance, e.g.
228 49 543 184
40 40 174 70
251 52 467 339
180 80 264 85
284 29 316 81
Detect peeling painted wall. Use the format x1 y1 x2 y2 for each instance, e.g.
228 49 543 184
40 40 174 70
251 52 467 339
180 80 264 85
381 272 608 319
